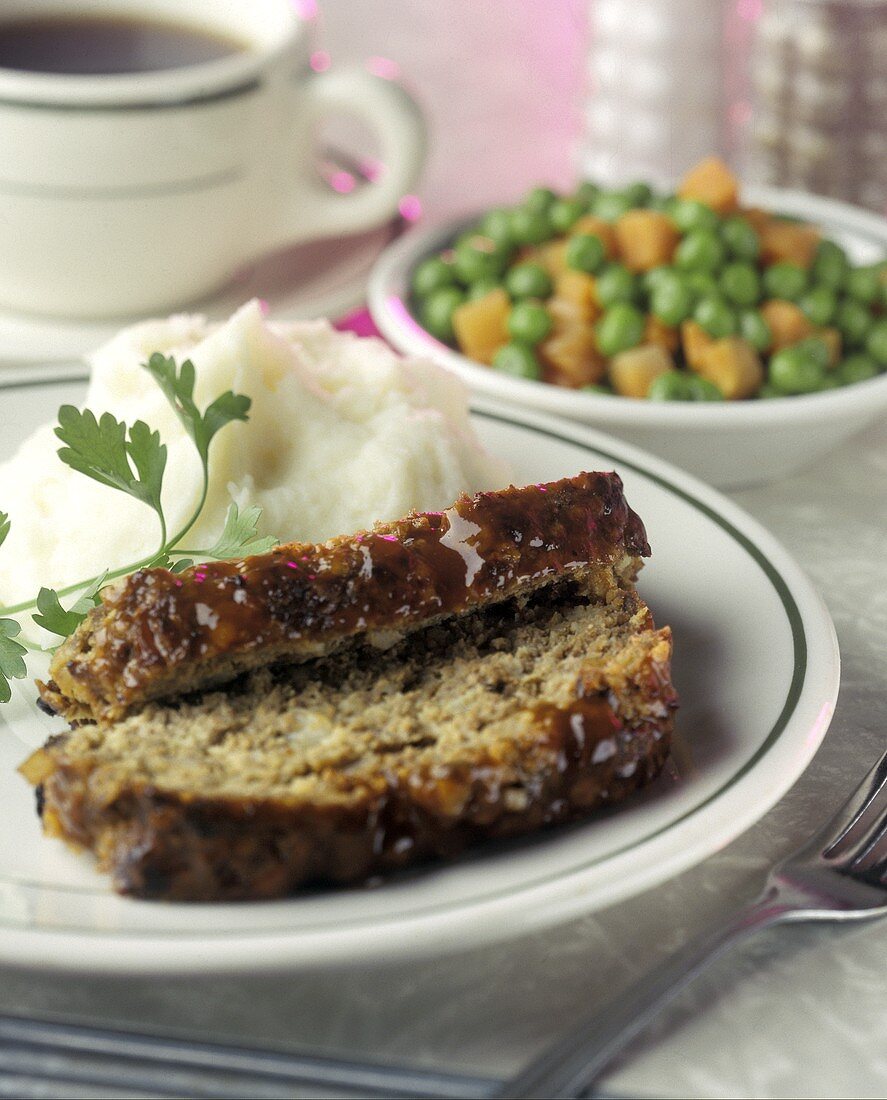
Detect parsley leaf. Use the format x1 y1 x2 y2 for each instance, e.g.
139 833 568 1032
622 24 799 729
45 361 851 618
0 358 278 705
125 421 166 516
145 552 194 573
55 408 167 519
144 354 250 462
31 573 107 638
203 503 279 560
0 618 28 703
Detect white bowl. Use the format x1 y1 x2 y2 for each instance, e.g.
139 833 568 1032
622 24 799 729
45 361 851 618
368 186 887 488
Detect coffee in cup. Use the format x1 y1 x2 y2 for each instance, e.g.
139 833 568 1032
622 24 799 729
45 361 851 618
0 0 426 318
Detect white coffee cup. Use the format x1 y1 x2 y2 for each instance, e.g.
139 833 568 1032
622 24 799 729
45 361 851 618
0 0 426 318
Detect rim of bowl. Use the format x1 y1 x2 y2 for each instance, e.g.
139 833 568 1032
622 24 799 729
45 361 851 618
367 185 887 430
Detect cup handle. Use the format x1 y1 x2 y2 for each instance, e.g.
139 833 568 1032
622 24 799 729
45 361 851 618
274 66 426 245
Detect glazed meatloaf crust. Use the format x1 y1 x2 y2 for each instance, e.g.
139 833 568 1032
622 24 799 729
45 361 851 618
41 471 650 725
22 472 677 902
23 573 675 901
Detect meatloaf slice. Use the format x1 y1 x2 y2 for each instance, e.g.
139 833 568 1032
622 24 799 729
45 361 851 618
21 572 676 901
41 471 650 725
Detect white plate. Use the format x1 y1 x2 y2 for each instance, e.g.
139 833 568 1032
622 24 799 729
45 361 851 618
367 186 887 488
0 377 840 974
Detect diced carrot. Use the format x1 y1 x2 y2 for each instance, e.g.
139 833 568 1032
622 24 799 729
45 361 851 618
452 288 510 365
696 337 764 399
760 299 814 351
816 326 842 367
553 270 600 321
677 156 740 214
539 324 606 387
740 207 771 236
644 314 680 354
547 297 587 333
614 210 680 272
681 319 715 370
608 344 674 398
759 219 820 268
535 238 570 278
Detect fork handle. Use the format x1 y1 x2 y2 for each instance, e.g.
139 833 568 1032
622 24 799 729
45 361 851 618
498 887 794 1099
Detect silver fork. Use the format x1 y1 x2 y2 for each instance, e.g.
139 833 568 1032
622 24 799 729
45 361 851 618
500 747 887 1099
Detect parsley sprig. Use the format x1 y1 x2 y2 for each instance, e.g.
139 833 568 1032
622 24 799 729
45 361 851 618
0 356 279 703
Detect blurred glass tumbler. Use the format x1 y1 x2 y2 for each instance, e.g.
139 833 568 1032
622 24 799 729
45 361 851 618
582 0 729 188
0 0 426 319
741 0 887 214
583 0 887 215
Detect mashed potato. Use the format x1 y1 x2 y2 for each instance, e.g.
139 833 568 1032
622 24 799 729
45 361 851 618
0 300 509 614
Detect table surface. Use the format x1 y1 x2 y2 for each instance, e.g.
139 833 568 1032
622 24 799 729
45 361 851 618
1 5 886 1095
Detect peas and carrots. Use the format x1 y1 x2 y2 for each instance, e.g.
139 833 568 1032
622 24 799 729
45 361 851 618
409 156 887 401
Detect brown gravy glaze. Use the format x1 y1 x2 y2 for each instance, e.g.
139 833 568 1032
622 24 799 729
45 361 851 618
47 472 649 722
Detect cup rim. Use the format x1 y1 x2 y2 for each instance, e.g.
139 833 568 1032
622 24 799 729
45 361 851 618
0 1 307 108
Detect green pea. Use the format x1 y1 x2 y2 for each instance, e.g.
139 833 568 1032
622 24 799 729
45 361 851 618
865 317 887 365
648 370 694 401
421 286 465 342
505 262 553 300
478 208 514 248
721 262 761 307
739 309 773 353
453 235 508 284
685 271 720 300
793 336 831 370
670 198 720 234
835 298 873 348
845 264 881 305
811 239 849 290
674 229 726 274
524 186 558 213
693 296 736 338
762 262 808 301
549 197 586 234
565 233 606 274
596 264 638 306
650 272 694 326
721 216 760 261
686 375 725 401
411 256 457 298
819 374 841 391
769 342 828 394
509 207 553 245
467 278 501 301
574 180 600 210
581 382 614 395
837 353 880 385
647 193 675 214
492 343 542 380
757 382 785 399
596 303 645 356
623 181 653 207
798 285 837 326
507 300 553 345
592 190 633 223
642 266 672 295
